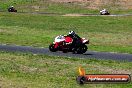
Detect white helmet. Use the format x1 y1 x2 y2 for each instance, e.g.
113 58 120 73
11 6 14 8
103 9 106 11
69 31 75 35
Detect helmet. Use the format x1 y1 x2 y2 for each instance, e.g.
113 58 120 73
103 9 106 11
69 31 75 35
11 6 14 8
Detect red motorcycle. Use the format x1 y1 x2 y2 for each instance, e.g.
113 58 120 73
49 35 89 54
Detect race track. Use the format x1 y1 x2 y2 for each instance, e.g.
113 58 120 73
0 44 132 62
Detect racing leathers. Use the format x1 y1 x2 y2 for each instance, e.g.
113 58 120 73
67 34 82 51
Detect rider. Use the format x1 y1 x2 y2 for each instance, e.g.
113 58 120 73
67 31 82 50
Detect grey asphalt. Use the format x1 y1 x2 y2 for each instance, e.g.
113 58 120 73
0 44 132 62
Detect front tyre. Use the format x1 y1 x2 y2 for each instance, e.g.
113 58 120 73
49 44 57 52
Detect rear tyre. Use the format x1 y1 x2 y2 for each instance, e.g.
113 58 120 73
73 47 82 54
82 45 88 53
15 10 17 12
73 45 87 54
73 49 78 54
49 44 57 52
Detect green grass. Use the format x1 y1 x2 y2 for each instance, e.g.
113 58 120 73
0 13 132 53
0 0 132 14
0 52 132 88
0 1 131 88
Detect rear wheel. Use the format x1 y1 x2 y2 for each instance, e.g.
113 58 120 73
49 44 57 52
73 47 83 54
73 45 87 54
15 10 17 12
81 45 88 53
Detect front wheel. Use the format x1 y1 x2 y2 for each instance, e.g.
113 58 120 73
49 44 57 52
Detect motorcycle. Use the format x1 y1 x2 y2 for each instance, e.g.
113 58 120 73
8 8 17 12
100 11 110 15
49 35 89 54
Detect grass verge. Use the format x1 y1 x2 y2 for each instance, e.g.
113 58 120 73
0 52 132 88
